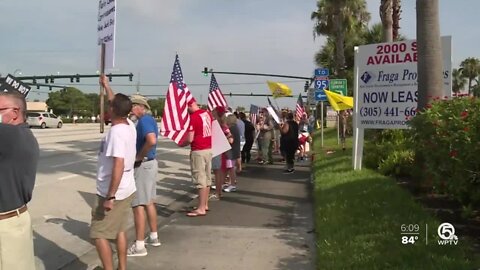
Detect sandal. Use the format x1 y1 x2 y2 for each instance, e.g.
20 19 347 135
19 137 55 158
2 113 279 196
186 210 206 217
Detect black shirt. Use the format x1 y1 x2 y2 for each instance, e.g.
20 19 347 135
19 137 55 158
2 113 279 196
229 124 241 159
242 119 255 141
0 123 39 212
283 120 299 142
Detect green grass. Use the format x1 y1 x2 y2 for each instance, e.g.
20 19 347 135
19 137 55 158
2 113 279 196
313 128 480 270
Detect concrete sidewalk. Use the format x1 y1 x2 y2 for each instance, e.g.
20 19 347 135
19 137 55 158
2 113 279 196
66 159 316 270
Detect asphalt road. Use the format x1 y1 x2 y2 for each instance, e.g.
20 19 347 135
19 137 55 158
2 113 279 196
28 123 315 270
29 123 192 270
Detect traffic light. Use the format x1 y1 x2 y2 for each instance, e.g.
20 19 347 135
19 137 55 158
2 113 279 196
129 73 133 81
70 77 74 83
50 76 54 83
304 80 309 92
203 67 208 77
76 74 80 83
108 73 112 82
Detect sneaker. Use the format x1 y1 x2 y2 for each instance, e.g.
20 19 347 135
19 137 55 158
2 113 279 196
145 236 161 247
223 185 237 193
283 169 295 174
127 243 148 257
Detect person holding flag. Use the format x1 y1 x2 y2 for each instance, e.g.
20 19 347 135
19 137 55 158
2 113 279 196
258 108 274 165
182 98 213 216
160 55 212 217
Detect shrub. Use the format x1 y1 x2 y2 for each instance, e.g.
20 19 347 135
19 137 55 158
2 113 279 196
408 96 480 208
364 129 415 177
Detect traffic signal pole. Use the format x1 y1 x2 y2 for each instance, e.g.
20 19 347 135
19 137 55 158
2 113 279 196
202 67 315 92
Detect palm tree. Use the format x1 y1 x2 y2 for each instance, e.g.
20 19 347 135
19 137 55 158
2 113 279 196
416 0 443 110
392 0 402 41
459 57 480 95
452 68 466 94
315 37 336 69
311 0 370 76
380 0 393 42
363 23 384 44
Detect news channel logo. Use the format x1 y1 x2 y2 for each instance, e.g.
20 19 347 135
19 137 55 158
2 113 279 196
437 222 458 245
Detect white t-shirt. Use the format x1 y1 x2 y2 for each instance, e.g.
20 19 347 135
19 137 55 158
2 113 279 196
96 119 137 200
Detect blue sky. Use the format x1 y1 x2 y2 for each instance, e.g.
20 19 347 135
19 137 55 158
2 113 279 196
0 0 477 109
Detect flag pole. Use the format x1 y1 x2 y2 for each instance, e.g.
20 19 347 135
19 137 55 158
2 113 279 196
337 112 340 145
321 101 324 148
273 98 281 113
99 43 106 134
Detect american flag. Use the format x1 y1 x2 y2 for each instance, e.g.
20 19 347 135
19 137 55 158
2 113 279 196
249 104 260 125
160 55 194 145
296 93 305 121
207 73 228 111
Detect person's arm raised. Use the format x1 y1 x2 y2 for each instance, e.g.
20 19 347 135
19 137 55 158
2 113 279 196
99 74 115 102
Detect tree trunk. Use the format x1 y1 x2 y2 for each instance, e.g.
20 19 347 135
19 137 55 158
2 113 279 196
380 0 393 42
416 0 443 110
468 78 473 95
334 11 345 77
392 0 401 41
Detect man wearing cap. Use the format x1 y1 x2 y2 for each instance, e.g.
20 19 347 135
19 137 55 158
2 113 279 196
0 85 39 270
126 94 161 257
182 98 213 217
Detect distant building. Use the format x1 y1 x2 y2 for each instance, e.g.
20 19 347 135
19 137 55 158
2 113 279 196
27 102 48 112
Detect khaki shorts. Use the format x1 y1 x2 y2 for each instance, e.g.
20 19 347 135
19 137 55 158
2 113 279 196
190 149 212 189
90 193 135 240
0 210 34 270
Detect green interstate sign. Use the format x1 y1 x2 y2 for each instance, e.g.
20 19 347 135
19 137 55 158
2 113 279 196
329 79 347 96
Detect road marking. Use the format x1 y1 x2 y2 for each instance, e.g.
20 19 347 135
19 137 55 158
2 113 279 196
50 158 96 168
58 174 79 180
51 161 81 168
159 148 186 153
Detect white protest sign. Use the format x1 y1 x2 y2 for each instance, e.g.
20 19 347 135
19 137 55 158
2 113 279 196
211 120 231 158
356 36 451 129
266 106 281 124
97 0 116 69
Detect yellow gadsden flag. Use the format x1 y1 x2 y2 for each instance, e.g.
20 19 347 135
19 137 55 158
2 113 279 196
324 90 353 111
267 81 292 98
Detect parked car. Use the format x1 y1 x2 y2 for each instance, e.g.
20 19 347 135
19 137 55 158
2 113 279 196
27 112 63 128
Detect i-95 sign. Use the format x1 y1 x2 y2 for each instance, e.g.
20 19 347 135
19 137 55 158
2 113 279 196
315 79 329 90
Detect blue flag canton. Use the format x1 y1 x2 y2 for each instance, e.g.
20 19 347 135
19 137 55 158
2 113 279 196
209 74 220 93
171 55 186 91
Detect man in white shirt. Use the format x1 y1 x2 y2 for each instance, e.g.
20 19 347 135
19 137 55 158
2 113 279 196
90 75 137 270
